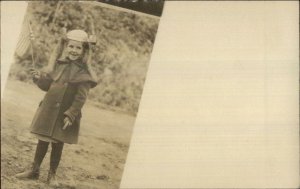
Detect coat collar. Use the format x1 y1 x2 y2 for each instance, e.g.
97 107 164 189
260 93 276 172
56 57 87 69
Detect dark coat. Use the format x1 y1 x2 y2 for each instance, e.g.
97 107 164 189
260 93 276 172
30 59 97 144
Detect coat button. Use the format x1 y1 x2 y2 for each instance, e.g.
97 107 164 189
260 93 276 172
55 103 60 107
64 82 68 86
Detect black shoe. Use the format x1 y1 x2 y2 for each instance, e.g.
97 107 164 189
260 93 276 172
15 165 39 180
47 170 58 187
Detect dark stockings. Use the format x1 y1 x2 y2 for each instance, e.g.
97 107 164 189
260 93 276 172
33 140 49 169
16 140 64 181
50 142 64 173
47 142 64 184
33 140 64 173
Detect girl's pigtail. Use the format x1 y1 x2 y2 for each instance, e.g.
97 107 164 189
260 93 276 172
43 36 66 73
84 42 98 82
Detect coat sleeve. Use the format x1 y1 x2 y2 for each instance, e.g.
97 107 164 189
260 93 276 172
33 72 53 91
63 82 91 123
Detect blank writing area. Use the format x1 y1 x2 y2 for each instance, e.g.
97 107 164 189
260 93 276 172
120 1 299 188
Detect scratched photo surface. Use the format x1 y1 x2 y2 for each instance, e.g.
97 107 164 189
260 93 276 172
1 1 162 189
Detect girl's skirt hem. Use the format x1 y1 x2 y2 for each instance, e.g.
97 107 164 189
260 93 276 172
31 133 61 143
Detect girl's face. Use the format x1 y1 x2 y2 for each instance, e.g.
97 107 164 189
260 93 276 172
66 40 84 61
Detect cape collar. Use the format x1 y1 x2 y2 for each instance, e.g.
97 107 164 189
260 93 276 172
56 57 87 69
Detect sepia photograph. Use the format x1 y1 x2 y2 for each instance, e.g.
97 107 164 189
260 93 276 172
1 1 164 189
3 1 298 189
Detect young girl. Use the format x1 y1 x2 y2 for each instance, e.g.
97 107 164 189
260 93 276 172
15 29 97 186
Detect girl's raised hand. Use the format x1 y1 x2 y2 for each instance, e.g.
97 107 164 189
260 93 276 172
29 68 40 79
29 32 35 41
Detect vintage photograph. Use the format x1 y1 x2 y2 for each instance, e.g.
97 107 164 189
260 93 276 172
1 1 164 189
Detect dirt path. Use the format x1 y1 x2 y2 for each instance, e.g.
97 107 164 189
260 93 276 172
1 80 136 189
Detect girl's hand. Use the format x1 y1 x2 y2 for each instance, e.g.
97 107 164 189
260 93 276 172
30 32 35 41
62 117 72 130
29 68 40 79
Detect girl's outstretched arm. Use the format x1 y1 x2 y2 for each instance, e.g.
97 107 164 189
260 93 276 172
30 68 53 91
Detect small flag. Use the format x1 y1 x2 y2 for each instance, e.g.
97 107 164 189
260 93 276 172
15 13 32 58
